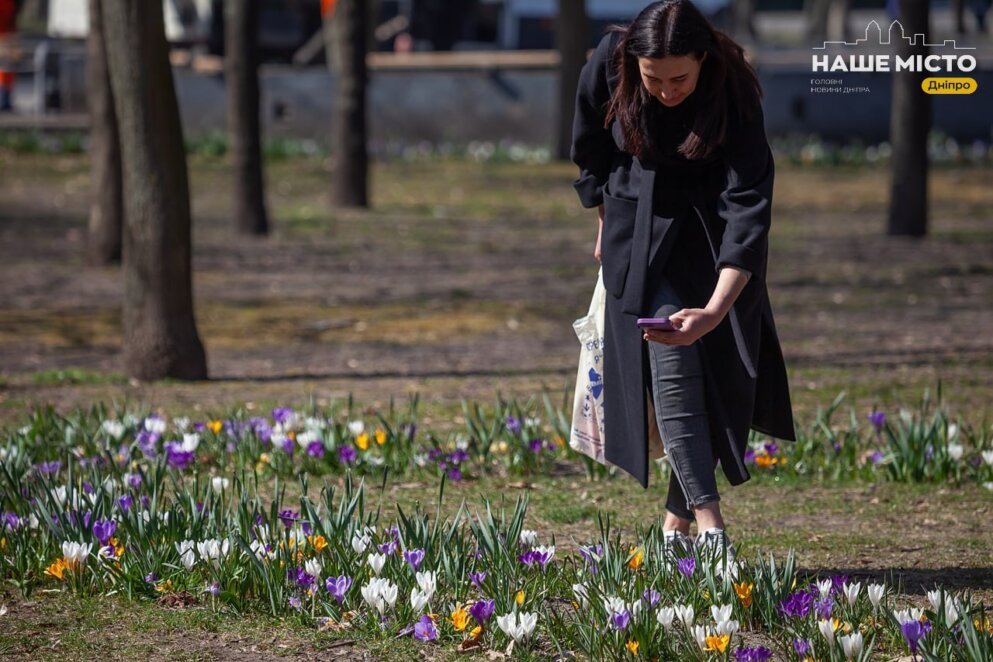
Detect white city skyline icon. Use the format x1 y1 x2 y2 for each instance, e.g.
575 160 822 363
813 19 976 50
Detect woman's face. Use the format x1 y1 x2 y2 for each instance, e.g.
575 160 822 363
638 52 706 107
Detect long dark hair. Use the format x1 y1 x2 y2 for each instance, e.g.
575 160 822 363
603 0 762 161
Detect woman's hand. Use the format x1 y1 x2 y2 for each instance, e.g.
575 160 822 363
643 307 723 346
594 204 604 263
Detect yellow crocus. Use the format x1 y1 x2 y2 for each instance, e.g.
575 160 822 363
734 581 754 608
208 420 223 434
705 634 730 653
45 558 69 580
375 429 387 445
625 640 639 655
155 579 174 593
469 625 483 639
627 546 644 570
111 537 125 558
515 590 525 605
309 535 328 552
450 605 469 631
356 433 369 450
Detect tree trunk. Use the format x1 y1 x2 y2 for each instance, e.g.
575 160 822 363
225 0 269 235
887 0 930 237
324 0 369 208
555 0 588 161
86 0 123 265
100 0 208 380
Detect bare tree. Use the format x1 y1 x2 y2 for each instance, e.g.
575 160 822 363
86 0 123 265
323 0 369 208
887 0 931 237
556 0 588 161
101 0 208 379
225 0 269 235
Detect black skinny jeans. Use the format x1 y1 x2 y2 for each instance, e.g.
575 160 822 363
645 274 721 521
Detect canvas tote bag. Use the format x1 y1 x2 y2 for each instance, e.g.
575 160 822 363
570 268 666 466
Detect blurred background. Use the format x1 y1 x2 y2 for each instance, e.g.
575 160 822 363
0 0 991 429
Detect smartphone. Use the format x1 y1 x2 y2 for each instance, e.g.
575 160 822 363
637 317 677 331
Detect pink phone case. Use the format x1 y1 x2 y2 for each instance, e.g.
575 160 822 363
637 317 676 331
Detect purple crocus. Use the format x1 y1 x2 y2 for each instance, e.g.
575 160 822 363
468 570 487 589
743 449 756 464
505 415 521 435
815 596 833 620
734 646 774 662
144 572 158 584
117 494 133 514
642 588 662 607
379 539 398 556
207 581 220 597
763 442 779 456
677 557 696 578
272 407 294 425
306 441 325 458
34 460 61 476
869 450 885 464
447 467 463 481
610 609 631 631
793 639 811 657
92 518 117 546
338 445 357 465
1 512 19 530
867 410 886 431
288 595 302 611
166 447 195 471
404 548 425 571
528 438 544 454
326 575 352 604
779 590 814 619
469 598 495 624
413 614 438 641
901 619 925 654
278 510 299 527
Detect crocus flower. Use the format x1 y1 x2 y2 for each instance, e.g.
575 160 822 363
496 611 537 642
92 518 116 546
447 467 463 481
165 447 195 471
868 410 886 431
62 541 91 567
207 581 220 597
413 614 438 641
840 632 864 659
337 446 357 465
469 599 495 624
867 583 886 610
733 646 773 662
642 588 661 607
901 619 925 654
288 596 302 611
403 548 425 571
378 539 398 556
793 639 811 657
415 570 437 598
367 552 387 576
505 416 522 435
778 590 814 619
610 610 631 631
325 575 352 604
468 570 487 589
410 588 430 612
815 596 833 620
677 557 695 578
528 438 543 453
306 441 325 458
656 606 676 629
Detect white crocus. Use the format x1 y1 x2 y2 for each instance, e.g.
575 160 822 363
572 583 588 607
211 476 230 493
196 538 230 569
176 540 196 570
715 619 739 637
867 583 886 610
840 632 863 658
304 558 322 580
656 606 676 630
62 541 91 566
947 423 958 439
980 450 993 466
101 419 125 440
894 607 923 624
367 552 386 576
351 533 370 554
817 578 833 598
927 589 944 611
410 588 430 612
181 433 200 452
249 539 272 561
675 603 695 628
948 443 964 461
415 570 437 598
295 430 318 449
144 416 167 434
173 416 190 432
692 625 709 650
361 578 388 614
818 618 836 645
347 420 365 436
945 599 960 625
519 529 538 547
843 581 862 606
711 603 733 624
496 611 538 642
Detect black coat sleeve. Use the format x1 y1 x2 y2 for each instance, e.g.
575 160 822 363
715 102 774 279
570 33 617 209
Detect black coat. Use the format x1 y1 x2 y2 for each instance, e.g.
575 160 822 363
570 30 797 488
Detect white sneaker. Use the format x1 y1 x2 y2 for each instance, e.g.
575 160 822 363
662 529 694 557
694 527 740 579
